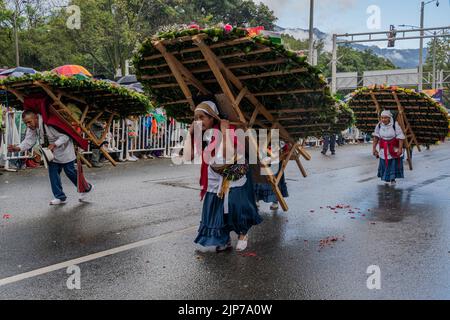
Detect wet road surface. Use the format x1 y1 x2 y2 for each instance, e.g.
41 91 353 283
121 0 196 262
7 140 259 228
0 143 449 299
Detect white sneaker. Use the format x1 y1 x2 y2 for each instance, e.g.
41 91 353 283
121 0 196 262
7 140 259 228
236 235 248 252
50 199 66 205
127 156 137 162
131 155 139 161
270 202 279 210
79 184 94 202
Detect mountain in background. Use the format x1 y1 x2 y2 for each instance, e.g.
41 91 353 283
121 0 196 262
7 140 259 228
275 26 427 69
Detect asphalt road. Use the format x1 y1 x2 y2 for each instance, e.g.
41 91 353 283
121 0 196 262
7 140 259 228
0 143 449 300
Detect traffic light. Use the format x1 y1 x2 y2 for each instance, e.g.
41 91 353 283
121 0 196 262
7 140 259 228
388 25 397 48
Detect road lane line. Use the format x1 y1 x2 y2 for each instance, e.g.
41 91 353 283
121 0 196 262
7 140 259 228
0 225 197 287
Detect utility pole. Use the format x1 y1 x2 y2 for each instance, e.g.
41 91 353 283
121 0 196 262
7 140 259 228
419 0 440 91
308 0 315 65
14 0 20 67
432 31 437 89
331 34 337 94
419 1 425 91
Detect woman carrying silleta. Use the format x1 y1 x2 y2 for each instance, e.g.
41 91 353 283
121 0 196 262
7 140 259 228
372 110 406 185
184 101 262 252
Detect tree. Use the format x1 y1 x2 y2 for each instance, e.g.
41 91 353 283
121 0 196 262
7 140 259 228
317 46 396 78
173 0 276 29
0 0 277 76
424 37 450 108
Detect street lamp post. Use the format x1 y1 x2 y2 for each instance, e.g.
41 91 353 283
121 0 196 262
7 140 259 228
308 0 315 65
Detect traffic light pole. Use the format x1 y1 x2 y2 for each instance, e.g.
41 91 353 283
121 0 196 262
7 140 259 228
330 26 449 94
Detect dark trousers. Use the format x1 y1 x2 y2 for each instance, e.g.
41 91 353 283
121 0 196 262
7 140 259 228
48 161 78 200
322 134 336 154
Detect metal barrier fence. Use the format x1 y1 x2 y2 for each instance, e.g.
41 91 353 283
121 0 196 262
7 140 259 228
0 108 189 170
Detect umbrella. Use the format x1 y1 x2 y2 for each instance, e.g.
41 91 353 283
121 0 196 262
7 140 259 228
117 75 137 85
124 82 144 93
72 73 90 81
52 65 93 77
7 71 31 78
0 67 37 76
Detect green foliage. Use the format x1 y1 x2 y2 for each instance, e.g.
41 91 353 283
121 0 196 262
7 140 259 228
281 34 308 52
318 46 396 78
0 0 277 76
424 37 450 108
0 72 153 116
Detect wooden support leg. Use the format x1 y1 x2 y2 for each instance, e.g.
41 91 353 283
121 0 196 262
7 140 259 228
293 150 308 178
406 146 413 171
276 143 298 184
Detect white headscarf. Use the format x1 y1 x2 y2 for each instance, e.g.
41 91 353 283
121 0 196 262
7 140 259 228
195 101 219 119
380 110 394 127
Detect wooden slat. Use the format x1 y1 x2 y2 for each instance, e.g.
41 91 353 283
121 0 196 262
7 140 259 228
153 41 196 109
143 36 254 61
142 47 273 73
253 88 323 96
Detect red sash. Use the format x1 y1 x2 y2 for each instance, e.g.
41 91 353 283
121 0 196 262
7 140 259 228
379 138 401 167
198 125 237 200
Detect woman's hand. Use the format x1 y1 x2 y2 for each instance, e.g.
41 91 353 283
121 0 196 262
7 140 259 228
220 119 230 132
373 149 379 158
7 145 20 153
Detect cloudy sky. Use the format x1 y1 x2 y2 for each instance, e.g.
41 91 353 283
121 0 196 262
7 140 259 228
256 0 449 49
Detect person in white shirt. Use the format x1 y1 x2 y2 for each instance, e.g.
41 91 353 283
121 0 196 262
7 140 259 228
372 110 406 185
8 110 93 205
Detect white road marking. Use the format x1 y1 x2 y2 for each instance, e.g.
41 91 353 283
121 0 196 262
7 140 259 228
0 225 197 287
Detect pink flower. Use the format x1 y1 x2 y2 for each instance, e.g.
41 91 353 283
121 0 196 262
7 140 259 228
224 24 233 33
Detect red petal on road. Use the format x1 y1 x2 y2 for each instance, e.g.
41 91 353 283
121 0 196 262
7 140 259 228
240 252 257 257
3 214 11 219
